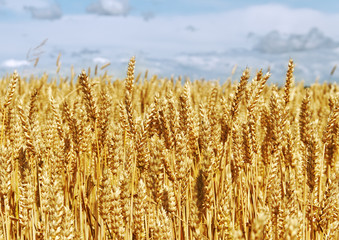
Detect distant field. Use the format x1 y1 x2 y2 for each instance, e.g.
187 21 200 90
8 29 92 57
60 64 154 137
0 58 338 239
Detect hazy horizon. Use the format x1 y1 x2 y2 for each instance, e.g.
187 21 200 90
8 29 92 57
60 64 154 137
1 1 339 84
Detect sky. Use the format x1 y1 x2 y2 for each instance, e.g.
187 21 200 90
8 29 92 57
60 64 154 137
1 0 339 84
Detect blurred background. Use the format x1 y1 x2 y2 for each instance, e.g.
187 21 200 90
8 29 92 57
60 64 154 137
1 0 339 84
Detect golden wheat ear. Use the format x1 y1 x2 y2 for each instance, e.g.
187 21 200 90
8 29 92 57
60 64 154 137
124 56 137 141
78 69 97 130
284 58 294 106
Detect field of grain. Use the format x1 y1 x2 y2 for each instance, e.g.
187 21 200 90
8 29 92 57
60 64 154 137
0 58 338 239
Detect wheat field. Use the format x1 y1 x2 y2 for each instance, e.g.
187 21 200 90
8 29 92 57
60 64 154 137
0 58 338 239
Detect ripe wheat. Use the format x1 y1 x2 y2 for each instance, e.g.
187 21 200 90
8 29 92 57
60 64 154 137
0 58 338 239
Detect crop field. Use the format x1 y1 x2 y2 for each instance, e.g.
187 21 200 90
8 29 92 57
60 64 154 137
0 57 338 239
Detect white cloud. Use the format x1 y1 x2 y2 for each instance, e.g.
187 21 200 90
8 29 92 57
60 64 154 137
24 3 62 20
0 0 62 19
93 57 110 64
254 28 339 54
2 59 30 68
175 54 220 71
87 0 130 16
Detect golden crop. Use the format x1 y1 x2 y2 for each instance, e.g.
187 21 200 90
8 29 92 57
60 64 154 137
0 58 338 239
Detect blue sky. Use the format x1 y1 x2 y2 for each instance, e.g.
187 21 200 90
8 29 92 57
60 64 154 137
3 0 339 16
1 0 339 83
57 1 339 15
